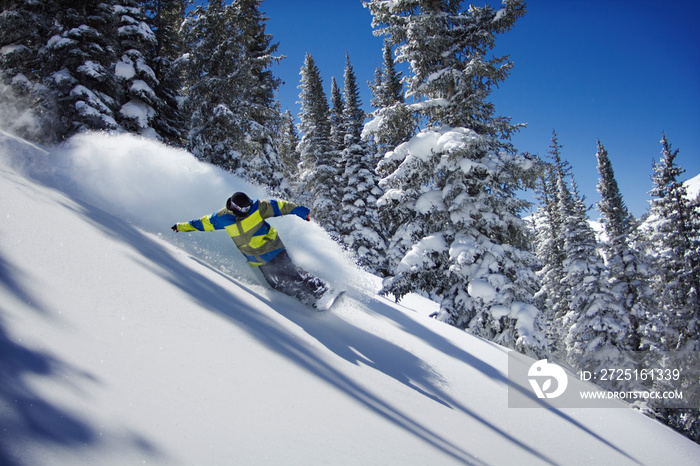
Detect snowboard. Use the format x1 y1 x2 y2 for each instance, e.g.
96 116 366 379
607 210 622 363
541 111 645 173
314 289 346 312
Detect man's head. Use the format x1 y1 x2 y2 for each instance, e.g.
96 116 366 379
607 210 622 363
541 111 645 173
227 192 253 216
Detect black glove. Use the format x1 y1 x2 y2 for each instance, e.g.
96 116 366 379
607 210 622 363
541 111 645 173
171 224 178 232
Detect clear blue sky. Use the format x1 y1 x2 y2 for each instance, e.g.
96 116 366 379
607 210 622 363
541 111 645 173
261 0 700 217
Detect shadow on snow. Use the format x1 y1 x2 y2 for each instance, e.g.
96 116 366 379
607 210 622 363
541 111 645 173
0 253 161 465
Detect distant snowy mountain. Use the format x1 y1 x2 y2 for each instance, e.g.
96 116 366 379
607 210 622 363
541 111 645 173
687 173 700 200
1 131 699 465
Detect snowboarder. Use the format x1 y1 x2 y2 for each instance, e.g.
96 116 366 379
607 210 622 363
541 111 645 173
172 192 330 307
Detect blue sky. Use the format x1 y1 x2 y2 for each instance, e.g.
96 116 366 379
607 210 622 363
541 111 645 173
261 0 700 217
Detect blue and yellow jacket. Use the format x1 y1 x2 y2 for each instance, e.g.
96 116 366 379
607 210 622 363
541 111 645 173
175 199 310 267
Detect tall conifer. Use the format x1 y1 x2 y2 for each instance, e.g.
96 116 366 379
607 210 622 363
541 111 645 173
595 139 652 350
180 0 287 191
138 0 188 145
531 132 569 356
0 0 60 141
40 0 121 135
366 0 542 353
638 135 700 442
297 53 338 231
278 109 301 179
329 77 345 151
640 134 700 350
336 53 387 275
557 169 632 373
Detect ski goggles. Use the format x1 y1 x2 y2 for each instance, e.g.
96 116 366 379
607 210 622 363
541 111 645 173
228 199 251 214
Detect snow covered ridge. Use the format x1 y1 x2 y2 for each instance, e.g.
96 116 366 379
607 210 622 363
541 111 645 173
2 130 700 465
687 173 700 200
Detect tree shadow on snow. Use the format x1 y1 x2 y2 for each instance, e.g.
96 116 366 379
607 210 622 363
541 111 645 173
0 316 92 465
0 254 161 465
0 173 166 465
361 296 644 465
258 292 564 466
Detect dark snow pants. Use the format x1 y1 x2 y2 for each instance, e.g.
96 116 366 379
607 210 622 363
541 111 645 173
258 249 327 305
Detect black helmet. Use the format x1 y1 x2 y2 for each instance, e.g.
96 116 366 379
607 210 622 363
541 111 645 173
227 192 253 216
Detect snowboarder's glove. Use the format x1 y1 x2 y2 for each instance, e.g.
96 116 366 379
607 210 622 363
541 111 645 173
171 224 178 232
290 206 311 221
306 213 310 221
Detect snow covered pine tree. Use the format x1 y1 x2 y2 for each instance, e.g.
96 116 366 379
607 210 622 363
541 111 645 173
296 53 340 234
335 52 388 275
640 134 700 351
0 0 183 143
595 139 653 351
365 0 543 354
179 0 288 192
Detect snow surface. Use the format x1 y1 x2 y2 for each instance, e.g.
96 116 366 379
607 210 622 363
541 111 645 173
1 130 700 465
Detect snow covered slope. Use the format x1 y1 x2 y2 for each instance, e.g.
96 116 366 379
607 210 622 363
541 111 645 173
1 131 699 465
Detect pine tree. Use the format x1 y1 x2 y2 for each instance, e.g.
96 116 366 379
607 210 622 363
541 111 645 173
297 53 330 167
180 0 287 191
278 109 301 179
366 0 525 138
113 0 162 137
595 139 653 350
368 43 401 110
557 169 633 373
640 134 700 351
180 0 240 164
1 0 183 143
368 65 384 109
140 0 186 63
296 53 339 231
531 134 635 367
0 1 45 82
0 0 60 142
531 132 569 356
637 135 700 443
232 0 287 192
365 42 415 169
367 0 542 353
341 52 364 146
379 41 403 107
335 53 387 275
329 76 345 151
39 0 122 135
366 41 416 272
138 0 188 146
596 140 633 246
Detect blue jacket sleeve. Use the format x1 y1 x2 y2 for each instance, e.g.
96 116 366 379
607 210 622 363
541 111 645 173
290 205 310 220
181 208 236 231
